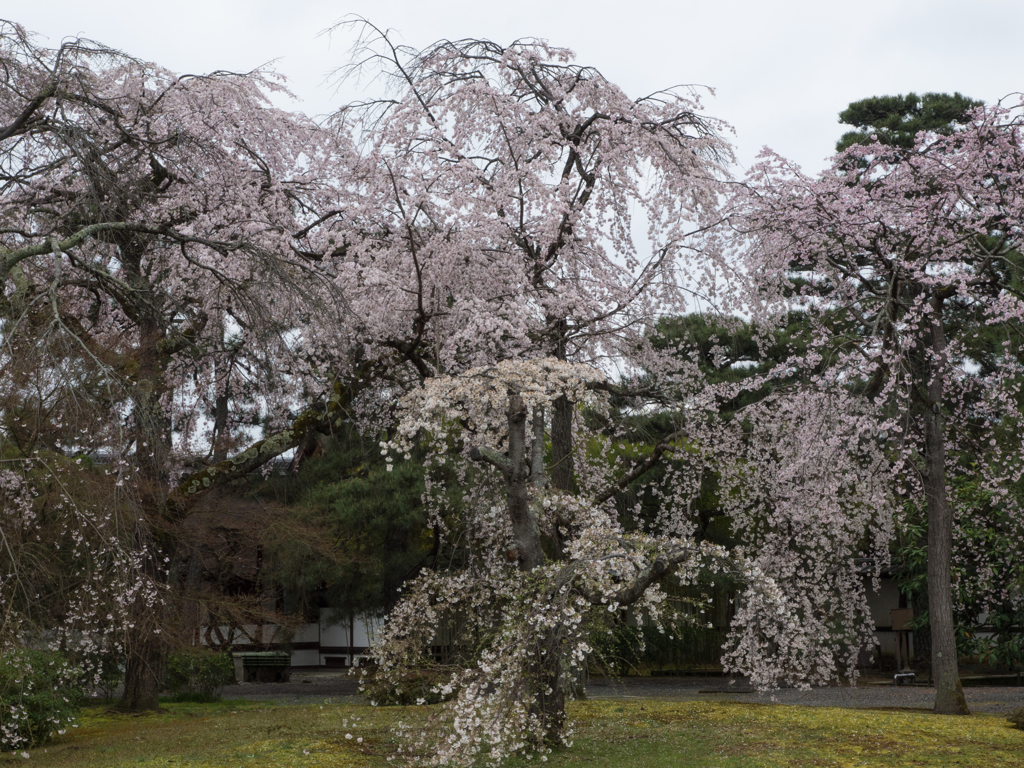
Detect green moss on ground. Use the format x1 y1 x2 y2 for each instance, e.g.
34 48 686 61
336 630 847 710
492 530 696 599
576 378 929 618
3 698 1022 767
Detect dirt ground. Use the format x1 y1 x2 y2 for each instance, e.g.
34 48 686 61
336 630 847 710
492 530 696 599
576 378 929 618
213 669 1024 715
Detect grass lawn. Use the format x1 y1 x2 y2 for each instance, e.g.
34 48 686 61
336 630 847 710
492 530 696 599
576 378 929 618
2 698 1021 767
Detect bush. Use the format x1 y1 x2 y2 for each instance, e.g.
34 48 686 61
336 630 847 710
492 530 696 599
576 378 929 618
164 648 234 703
0 649 83 751
589 618 728 676
1009 705 1024 731
590 621 643 675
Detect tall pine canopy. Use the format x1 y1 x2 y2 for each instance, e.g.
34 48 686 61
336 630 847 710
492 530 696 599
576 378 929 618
836 92 982 152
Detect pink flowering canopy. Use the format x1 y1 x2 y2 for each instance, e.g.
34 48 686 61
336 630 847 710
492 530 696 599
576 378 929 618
0 19 345 452
318 27 735 381
727 99 1024 713
2 14 986 752
320 26 908 762
728 99 1024 560
0 19 349 718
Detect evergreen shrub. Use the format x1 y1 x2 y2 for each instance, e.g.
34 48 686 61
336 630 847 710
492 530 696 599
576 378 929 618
0 649 82 751
164 647 234 703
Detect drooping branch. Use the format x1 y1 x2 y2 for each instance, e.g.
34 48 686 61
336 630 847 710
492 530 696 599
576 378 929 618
0 80 55 141
468 445 510 474
604 548 683 606
567 539 726 608
593 442 673 506
166 371 371 519
0 223 146 285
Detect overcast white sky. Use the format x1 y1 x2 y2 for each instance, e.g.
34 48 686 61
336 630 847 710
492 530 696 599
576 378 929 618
13 0 1024 175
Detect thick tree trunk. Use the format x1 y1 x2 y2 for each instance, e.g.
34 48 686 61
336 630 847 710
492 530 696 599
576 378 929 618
922 408 968 714
550 396 576 496
118 617 164 711
550 318 575 498
546 326 582 716
211 390 230 463
507 393 566 742
922 301 969 716
120 321 171 711
118 519 167 711
535 666 566 745
530 406 546 487
911 589 931 673
505 390 545 572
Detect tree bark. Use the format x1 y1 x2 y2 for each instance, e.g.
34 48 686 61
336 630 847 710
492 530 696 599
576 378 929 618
119 632 163 711
550 396 576 496
543 330 578 722
211 390 230 464
505 394 565 742
550 318 575 498
504 390 545 572
117 518 166 711
911 588 931 674
118 319 172 711
921 300 969 715
534 667 566 745
530 406 546 488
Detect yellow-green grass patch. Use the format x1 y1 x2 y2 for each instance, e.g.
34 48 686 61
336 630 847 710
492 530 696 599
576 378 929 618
2 698 1021 767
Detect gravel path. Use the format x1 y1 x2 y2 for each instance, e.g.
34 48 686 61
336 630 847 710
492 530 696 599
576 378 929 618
219 670 362 704
586 676 1024 715
216 670 1024 715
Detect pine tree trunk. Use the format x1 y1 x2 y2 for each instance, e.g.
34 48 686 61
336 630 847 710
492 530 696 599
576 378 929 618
922 301 969 716
922 407 968 714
